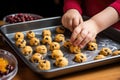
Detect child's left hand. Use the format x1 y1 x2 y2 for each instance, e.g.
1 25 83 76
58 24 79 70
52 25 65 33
70 19 99 48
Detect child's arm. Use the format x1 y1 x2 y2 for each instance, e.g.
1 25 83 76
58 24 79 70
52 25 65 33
71 6 120 48
91 6 120 33
62 0 83 32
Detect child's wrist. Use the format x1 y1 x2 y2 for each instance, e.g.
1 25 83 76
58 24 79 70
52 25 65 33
88 19 101 34
67 9 82 15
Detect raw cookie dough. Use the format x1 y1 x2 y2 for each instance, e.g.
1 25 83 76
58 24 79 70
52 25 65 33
29 37 40 46
94 54 105 60
26 30 35 39
38 60 51 70
42 36 52 45
54 34 65 42
21 46 33 56
50 42 60 51
55 57 68 67
42 29 51 37
15 38 26 48
63 40 72 49
70 45 81 54
99 47 112 56
51 50 63 59
112 50 120 56
30 53 43 63
87 42 98 51
14 32 24 40
35 45 47 54
56 26 65 34
73 53 87 63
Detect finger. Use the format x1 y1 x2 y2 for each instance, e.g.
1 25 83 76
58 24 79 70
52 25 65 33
90 33 97 42
70 25 82 43
80 28 88 39
77 29 89 48
73 33 83 46
72 17 83 30
62 16 70 30
79 32 93 48
67 19 73 32
72 18 80 29
80 16 83 23
61 16 67 28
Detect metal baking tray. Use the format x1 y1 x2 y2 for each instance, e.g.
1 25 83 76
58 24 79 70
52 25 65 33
0 16 120 78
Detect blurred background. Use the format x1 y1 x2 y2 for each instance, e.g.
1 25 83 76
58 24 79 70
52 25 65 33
0 0 63 19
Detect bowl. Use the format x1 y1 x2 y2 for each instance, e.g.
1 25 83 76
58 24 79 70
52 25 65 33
3 13 43 24
0 49 18 80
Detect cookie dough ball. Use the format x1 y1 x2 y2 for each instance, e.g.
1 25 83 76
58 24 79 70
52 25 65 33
29 37 40 46
15 38 26 48
56 26 65 34
30 53 43 63
54 34 65 42
73 53 87 63
99 47 112 56
21 46 33 56
50 42 60 51
14 32 24 40
26 30 35 39
35 45 47 54
42 36 52 45
70 45 81 54
87 42 98 51
112 50 120 56
51 50 63 59
63 40 72 49
55 57 68 67
94 54 105 60
38 60 51 70
42 29 51 37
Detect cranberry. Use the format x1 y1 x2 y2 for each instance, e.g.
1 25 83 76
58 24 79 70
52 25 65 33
5 13 42 23
0 64 14 77
6 65 14 72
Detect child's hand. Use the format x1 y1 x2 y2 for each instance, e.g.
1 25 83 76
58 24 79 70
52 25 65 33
62 9 83 32
70 19 99 48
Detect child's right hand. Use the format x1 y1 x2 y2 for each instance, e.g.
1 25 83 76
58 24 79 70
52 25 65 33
70 19 99 48
62 9 83 32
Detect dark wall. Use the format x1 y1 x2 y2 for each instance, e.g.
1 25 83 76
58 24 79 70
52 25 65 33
0 0 63 19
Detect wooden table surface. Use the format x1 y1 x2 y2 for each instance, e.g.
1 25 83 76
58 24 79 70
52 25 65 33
0 21 120 80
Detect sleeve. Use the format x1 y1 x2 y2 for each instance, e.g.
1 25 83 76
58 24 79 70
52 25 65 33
110 0 120 15
63 0 82 14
